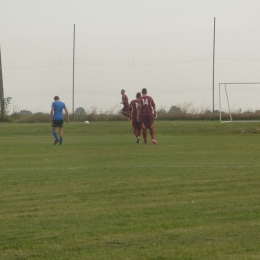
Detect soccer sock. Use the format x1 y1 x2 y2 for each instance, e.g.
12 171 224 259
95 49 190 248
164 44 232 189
52 131 59 140
133 129 138 137
137 129 141 137
150 128 155 139
60 137 63 145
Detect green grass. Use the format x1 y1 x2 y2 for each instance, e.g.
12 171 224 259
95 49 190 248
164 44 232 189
0 121 260 260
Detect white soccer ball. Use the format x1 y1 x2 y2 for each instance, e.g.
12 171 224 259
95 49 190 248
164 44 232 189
84 121 90 125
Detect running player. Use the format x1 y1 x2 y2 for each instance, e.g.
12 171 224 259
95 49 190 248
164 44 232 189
137 88 157 145
120 89 130 118
49 96 69 145
129 92 142 144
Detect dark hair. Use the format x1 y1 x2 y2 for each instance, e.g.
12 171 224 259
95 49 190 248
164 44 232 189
141 88 147 94
136 92 141 98
54 96 59 100
121 89 125 93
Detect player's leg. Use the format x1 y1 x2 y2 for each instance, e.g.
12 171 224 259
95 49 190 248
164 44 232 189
59 127 63 145
52 121 59 145
137 122 141 144
121 107 129 118
132 121 140 143
142 127 147 144
148 115 157 145
58 120 64 145
140 114 147 144
132 123 138 137
150 127 157 145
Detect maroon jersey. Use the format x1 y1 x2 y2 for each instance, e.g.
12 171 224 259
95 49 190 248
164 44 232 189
122 94 129 109
139 95 156 114
129 99 140 121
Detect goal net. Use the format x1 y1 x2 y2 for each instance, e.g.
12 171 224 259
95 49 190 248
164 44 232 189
219 83 260 122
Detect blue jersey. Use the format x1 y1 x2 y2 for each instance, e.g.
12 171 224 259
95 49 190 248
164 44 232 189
52 101 66 120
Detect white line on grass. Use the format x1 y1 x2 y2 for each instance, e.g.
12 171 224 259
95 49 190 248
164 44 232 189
1 165 260 172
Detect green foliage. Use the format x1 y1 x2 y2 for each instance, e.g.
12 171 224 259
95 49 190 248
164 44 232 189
4 105 260 122
1 121 260 259
20 109 33 115
75 107 86 115
3 96 12 115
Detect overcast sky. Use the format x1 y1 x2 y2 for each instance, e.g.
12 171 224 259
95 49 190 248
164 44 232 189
1 0 260 114
1 0 260 39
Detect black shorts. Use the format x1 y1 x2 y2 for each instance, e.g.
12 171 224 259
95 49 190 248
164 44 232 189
52 120 63 128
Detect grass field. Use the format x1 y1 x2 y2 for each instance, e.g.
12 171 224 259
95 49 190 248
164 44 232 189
1 121 260 260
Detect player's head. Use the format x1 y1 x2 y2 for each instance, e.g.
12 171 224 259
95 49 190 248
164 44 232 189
141 88 147 95
136 92 141 99
54 96 60 101
121 89 125 95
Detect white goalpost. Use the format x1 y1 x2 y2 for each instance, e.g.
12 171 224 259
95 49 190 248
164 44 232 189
219 82 260 123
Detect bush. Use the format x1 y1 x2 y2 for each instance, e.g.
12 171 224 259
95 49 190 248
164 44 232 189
20 110 33 115
75 107 86 115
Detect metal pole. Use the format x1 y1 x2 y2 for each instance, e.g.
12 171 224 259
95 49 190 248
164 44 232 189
72 24 75 118
0 45 5 117
212 17 216 119
219 83 221 122
224 84 232 122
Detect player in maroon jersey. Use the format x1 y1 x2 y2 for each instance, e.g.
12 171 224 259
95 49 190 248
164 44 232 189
137 88 157 145
129 92 142 144
120 89 130 119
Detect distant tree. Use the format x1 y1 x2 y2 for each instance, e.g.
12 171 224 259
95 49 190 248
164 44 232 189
3 96 12 115
20 110 32 115
169 105 182 114
204 110 212 114
75 107 86 115
34 112 44 115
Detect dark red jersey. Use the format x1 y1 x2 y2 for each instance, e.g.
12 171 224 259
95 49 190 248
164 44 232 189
139 95 156 114
129 99 140 121
122 94 129 108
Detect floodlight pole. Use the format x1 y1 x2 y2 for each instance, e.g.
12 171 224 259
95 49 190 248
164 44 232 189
72 24 75 119
212 17 216 119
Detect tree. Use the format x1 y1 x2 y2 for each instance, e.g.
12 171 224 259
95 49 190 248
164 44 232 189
3 96 12 115
75 107 86 115
169 105 182 114
20 110 32 115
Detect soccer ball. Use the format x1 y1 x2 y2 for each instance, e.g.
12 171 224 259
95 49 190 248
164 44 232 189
84 121 90 125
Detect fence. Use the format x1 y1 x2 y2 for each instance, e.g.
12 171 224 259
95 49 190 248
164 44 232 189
1 27 260 115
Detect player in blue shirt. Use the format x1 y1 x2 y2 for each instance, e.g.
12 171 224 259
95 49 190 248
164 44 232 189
49 96 69 145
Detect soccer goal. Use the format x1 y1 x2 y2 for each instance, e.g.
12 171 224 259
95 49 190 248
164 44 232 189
219 82 260 123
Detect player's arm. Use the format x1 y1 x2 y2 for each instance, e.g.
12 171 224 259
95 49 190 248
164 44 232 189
49 107 54 122
64 107 69 123
129 105 132 119
153 106 157 118
151 99 157 118
137 103 141 122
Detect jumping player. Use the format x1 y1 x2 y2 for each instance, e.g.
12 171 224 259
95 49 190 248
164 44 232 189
129 92 142 144
49 96 69 145
120 89 130 118
137 88 157 145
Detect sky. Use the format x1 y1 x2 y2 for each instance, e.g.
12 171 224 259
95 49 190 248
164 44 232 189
1 0 260 39
1 0 260 114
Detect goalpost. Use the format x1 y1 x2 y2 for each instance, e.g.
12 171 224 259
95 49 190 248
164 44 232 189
219 82 260 123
